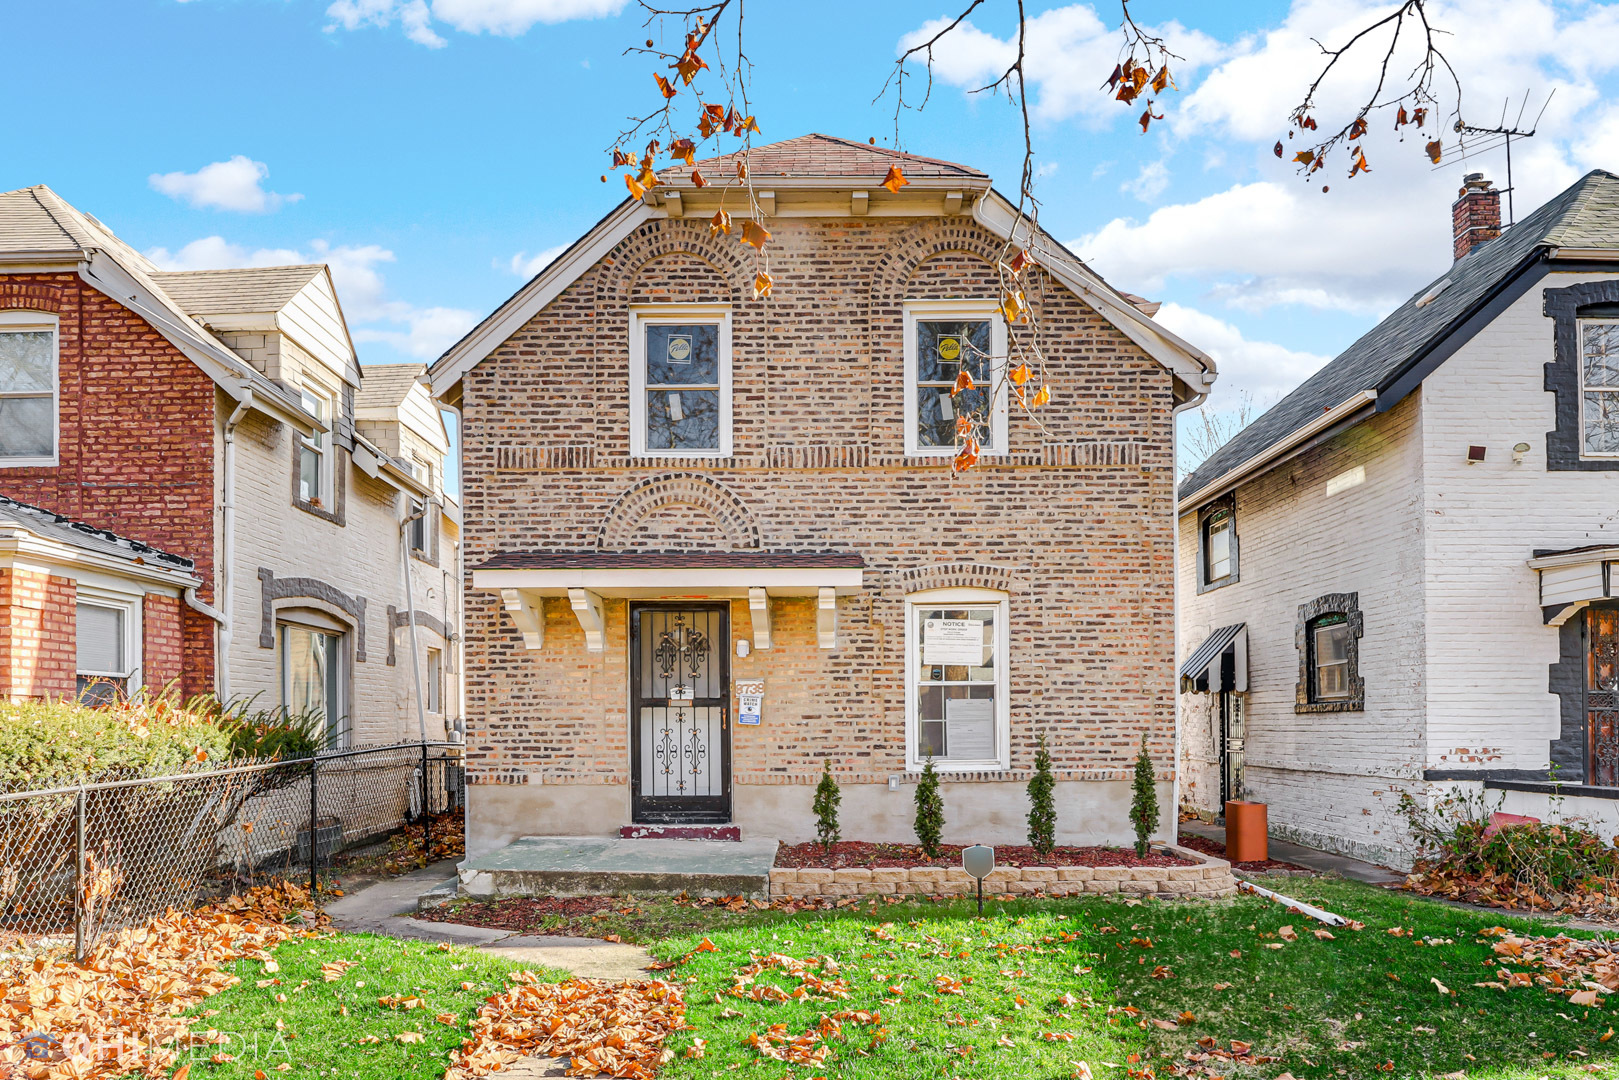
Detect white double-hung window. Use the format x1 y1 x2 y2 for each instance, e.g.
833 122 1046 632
298 384 334 506
629 305 732 458
1581 320 1619 457
0 310 59 467
905 588 1011 771
76 595 140 705
903 300 1007 458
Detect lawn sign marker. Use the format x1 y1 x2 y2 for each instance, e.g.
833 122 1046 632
962 845 994 916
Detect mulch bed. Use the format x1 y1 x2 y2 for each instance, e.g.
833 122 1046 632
774 840 1193 870
1176 833 1314 874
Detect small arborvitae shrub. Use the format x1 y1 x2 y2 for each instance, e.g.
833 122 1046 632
1131 734 1160 857
813 759 842 850
914 756 945 858
1027 734 1056 857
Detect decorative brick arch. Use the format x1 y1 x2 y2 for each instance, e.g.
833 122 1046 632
596 472 762 551
899 561 1026 595
597 219 751 308
868 220 1010 305
0 282 69 313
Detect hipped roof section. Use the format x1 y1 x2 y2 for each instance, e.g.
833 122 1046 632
429 134 1215 400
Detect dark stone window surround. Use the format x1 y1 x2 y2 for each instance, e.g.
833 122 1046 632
291 436 348 525
1295 591 1364 713
1195 497 1239 594
1543 279 1619 471
385 606 454 667
258 567 367 662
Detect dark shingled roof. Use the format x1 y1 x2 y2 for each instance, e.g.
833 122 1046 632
1181 169 1619 502
0 494 195 571
476 550 866 571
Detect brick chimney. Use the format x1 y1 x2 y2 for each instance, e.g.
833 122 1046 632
1452 172 1501 261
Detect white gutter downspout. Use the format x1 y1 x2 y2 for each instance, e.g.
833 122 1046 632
206 390 254 704
402 500 431 744
1170 381 1214 840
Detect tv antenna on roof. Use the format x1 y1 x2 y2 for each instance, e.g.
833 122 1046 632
1429 89 1555 225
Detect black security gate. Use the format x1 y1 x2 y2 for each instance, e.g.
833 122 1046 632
630 604 731 823
1218 689 1246 807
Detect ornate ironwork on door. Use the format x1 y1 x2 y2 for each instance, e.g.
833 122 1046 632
631 605 730 822
1590 607 1619 786
1219 690 1246 806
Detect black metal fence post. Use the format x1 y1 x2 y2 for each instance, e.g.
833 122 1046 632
420 742 431 868
73 786 86 960
308 754 319 897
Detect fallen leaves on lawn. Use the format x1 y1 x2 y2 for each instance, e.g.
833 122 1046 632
1480 930 1619 1006
446 973 686 1079
729 952 851 1003
746 1010 884 1066
320 959 358 981
0 881 322 1080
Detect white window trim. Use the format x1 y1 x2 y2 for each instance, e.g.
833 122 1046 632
75 585 143 698
1579 318 1619 459
904 586 1012 773
298 380 337 504
902 299 1009 459
0 309 61 469
426 647 443 714
628 304 733 459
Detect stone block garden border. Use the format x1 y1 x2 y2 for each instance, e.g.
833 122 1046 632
767 844 1235 900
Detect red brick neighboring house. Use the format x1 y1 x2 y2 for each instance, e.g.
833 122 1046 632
430 135 1218 852
0 494 199 702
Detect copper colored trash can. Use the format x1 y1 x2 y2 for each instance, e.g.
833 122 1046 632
1224 801 1267 863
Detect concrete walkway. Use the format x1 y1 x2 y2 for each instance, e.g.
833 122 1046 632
459 835 778 898
325 859 654 980
1178 821 1404 885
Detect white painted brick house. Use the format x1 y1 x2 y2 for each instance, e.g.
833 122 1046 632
1177 170 1619 868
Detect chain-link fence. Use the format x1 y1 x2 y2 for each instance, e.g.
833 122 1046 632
0 742 462 958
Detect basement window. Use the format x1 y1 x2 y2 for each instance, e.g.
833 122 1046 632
0 310 59 468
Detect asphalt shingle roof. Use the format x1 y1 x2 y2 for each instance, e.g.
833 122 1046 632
354 364 426 410
1180 169 1619 502
0 494 195 572
152 266 323 316
657 133 987 185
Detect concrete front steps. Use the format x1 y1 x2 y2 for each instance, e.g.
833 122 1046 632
457 835 778 899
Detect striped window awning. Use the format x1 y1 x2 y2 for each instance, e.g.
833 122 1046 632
1180 623 1247 694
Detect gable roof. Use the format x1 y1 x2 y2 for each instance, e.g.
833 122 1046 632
1180 169 1619 505
657 133 987 187
0 185 323 434
152 265 324 316
354 363 426 410
431 135 1215 399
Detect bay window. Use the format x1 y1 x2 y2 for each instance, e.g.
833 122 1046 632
905 588 1011 771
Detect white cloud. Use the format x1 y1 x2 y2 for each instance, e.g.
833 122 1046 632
145 236 475 361
1123 160 1169 202
149 157 301 213
895 4 1224 125
503 244 567 278
325 0 624 45
1154 302 1330 404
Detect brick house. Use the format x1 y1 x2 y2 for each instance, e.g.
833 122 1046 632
430 135 1216 853
0 185 460 743
1177 170 1619 867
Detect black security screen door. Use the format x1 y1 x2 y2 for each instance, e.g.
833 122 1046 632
630 604 731 823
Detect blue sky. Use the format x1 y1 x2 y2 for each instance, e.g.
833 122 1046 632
8 0 1619 486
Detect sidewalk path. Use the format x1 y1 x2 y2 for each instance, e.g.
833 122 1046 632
324 860 655 980
1178 822 1404 885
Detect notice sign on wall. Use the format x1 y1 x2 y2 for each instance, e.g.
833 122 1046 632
736 679 764 726
923 619 984 667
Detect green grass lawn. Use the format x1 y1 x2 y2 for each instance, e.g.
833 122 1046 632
177 877 1619 1080
650 878 1619 1080
172 933 563 1080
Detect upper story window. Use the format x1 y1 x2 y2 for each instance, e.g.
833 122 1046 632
629 305 732 458
408 495 432 557
905 587 1011 772
298 385 334 507
426 646 443 714
1199 503 1239 591
1581 320 1619 457
0 310 59 468
1295 592 1364 713
903 300 1008 459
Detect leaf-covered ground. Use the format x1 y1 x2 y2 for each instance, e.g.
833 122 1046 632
647 878 1619 1079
